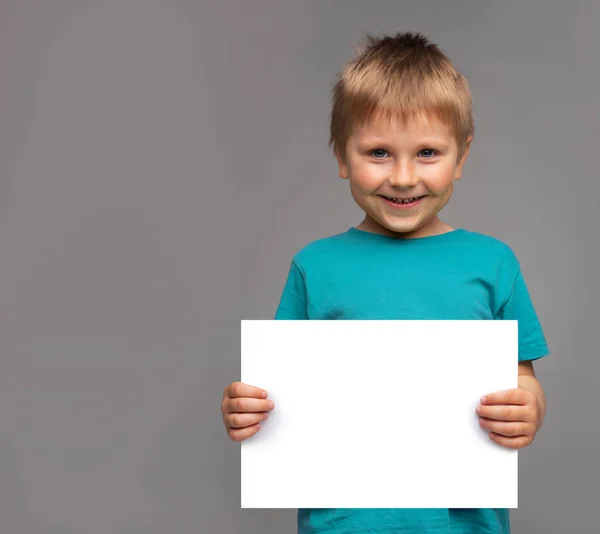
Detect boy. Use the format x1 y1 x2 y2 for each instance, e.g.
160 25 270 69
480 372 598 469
221 32 548 534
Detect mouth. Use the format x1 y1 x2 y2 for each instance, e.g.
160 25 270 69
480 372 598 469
379 195 427 208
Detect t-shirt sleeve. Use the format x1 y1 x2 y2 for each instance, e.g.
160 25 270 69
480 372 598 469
274 258 309 320
496 266 550 362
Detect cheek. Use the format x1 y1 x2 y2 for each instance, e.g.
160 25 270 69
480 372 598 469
421 164 456 193
350 164 388 190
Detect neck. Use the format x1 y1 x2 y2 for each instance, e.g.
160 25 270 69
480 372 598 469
357 216 454 239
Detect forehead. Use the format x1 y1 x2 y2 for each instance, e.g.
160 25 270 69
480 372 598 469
351 111 455 143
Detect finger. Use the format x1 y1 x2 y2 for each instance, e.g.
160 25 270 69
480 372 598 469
227 382 268 399
476 404 529 422
481 389 527 406
227 411 269 429
228 397 274 414
489 432 534 449
479 417 531 437
229 423 261 442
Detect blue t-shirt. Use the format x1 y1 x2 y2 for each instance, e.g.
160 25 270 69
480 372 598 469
274 226 549 534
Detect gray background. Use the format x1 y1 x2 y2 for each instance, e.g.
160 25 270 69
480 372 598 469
0 1 595 533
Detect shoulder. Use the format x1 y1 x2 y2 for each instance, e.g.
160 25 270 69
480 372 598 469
290 230 352 268
459 229 521 268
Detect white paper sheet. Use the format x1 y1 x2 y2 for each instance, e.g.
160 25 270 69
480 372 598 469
240 320 518 509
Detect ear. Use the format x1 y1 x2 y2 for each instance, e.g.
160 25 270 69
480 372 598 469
454 136 473 180
335 149 349 179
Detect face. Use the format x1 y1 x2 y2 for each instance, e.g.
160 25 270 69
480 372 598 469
336 111 472 238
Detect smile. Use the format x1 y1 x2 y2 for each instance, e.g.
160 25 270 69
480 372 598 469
379 195 426 208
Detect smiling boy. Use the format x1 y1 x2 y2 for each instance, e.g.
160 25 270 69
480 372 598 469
221 31 548 534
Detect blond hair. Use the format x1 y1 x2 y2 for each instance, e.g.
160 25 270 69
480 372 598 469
329 32 474 163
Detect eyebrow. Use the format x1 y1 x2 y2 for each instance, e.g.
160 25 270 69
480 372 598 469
357 137 451 148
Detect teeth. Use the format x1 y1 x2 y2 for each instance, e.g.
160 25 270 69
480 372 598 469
388 196 419 204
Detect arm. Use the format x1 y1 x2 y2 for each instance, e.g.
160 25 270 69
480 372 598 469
481 253 550 448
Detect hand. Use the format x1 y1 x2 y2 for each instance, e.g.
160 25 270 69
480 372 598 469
221 382 274 442
476 387 542 449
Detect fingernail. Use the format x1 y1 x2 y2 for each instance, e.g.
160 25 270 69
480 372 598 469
476 406 481 414
263 412 269 420
480 396 487 404
261 391 268 398
269 401 274 409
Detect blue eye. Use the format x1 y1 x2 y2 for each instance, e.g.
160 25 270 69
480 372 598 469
419 149 437 158
370 149 388 159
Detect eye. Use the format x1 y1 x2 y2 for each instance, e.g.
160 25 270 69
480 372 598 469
419 148 438 159
369 148 389 159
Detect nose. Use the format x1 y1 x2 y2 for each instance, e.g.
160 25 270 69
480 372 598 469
388 162 420 188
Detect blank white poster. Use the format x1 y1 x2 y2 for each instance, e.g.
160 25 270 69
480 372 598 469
240 320 518 509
